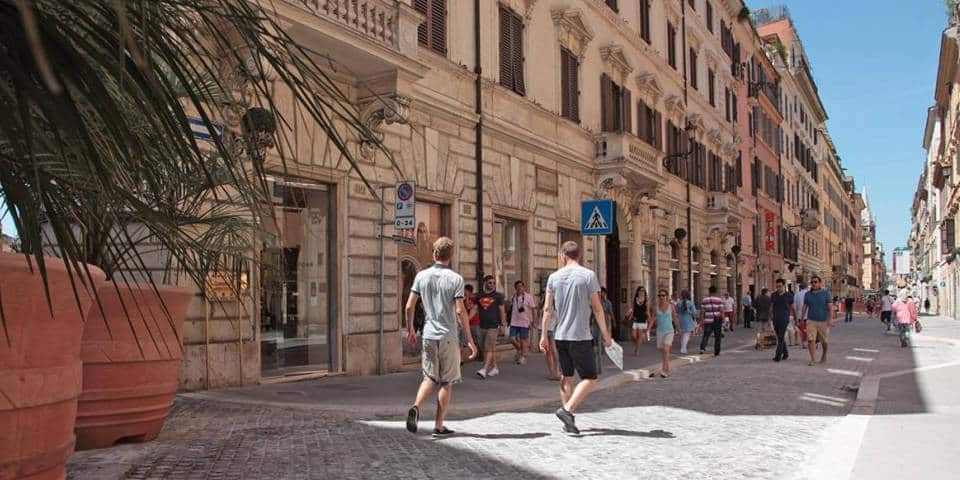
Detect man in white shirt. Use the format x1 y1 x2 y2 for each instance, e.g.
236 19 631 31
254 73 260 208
880 289 895 332
741 291 754 329
791 283 809 346
540 241 612 436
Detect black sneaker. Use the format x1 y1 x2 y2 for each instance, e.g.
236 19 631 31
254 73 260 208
406 406 419 433
555 408 579 436
432 427 455 437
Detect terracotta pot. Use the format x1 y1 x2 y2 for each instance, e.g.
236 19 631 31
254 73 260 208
74 283 193 450
0 252 103 480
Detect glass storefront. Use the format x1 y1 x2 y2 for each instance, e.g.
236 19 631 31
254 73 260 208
398 202 449 362
260 181 334 375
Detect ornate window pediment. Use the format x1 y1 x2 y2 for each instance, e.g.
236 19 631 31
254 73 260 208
502 0 539 19
664 94 685 124
600 44 633 84
551 8 594 58
634 71 663 107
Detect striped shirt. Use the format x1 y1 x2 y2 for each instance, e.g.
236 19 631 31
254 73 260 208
701 296 725 324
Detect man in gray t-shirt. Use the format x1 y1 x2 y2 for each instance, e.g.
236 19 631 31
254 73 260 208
404 237 476 438
540 241 612 436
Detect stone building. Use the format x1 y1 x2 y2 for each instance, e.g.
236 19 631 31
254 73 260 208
170 1 867 390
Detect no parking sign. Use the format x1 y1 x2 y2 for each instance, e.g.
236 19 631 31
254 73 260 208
394 181 415 230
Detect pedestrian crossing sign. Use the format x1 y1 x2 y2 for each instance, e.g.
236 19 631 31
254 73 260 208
581 199 615 235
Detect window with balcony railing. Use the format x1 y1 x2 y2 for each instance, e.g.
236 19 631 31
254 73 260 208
601 74 631 133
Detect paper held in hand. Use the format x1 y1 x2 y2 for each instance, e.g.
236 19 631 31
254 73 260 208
605 341 624 370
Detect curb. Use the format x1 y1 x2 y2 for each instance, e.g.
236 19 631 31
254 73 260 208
181 340 757 419
852 332 960 415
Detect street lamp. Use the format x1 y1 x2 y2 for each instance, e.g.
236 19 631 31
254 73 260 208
662 121 699 294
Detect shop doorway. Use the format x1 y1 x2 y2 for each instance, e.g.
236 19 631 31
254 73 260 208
398 202 449 364
260 181 335 376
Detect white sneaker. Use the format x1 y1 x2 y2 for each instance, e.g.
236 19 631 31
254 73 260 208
487 367 500 377
476 368 487 379
519 356 527 365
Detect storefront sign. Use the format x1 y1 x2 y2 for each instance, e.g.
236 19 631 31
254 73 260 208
765 210 776 252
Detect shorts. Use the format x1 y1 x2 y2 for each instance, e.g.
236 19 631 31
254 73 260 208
807 321 830 343
422 339 461 385
657 331 675 349
480 328 499 353
755 320 771 331
555 340 597 380
509 326 530 340
880 311 892 323
632 322 648 330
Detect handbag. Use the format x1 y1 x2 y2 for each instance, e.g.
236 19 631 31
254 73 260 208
915 320 923 333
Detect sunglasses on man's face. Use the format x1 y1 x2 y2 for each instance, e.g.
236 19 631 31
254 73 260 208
658 294 667 297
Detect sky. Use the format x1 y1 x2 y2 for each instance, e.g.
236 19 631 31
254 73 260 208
747 0 945 268
1 0 945 268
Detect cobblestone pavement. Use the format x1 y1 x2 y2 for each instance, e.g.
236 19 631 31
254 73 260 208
68 315 955 480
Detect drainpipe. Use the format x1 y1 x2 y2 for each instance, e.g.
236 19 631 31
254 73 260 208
474 0 485 285
681 1 693 293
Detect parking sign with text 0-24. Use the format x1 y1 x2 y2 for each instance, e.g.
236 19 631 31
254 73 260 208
395 181 415 218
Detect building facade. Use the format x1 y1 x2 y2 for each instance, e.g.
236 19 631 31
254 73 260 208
910 9 960 319
168 1 868 390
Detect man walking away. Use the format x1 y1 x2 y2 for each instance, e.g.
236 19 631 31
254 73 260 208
753 288 772 348
476 275 507 378
508 280 536 365
880 289 894 332
539 241 613 436
792 283 809 346
741 290 754 329
770 279 793 362
844 296 855 323
699 286 726 356
801 275 834 366
404 237 477 437
923 297 931 314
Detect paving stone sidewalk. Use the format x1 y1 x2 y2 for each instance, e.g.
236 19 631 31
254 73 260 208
68 315 943 480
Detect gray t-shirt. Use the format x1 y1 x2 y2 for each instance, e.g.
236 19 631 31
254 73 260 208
547 264 601 341
410 264 465 341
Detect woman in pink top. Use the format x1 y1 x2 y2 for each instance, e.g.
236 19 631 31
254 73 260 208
891 292 919 348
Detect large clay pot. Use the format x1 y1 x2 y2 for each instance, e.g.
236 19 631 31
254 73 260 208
0 252 104 480
74 284 193 450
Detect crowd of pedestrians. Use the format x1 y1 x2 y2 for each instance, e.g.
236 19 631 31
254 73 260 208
402 237 921 437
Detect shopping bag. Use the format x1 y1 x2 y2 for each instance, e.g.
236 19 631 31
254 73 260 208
605 341 624 370
915 321 923 333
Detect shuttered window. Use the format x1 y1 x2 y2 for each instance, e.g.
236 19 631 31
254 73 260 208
689 48 698 90
415 0 446 55
636 99 662 150
560 48 580 122
688 0 696 11
499 6 525 95
639 0 651 43
606 0 618 12
667 22 677 69
708 69 716 107
943 218 956 255
724 87 731 122
600 74 631 133
706 2 714 33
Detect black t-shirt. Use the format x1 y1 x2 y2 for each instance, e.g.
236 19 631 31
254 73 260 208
754 294 772 320
477 291 504 329
771 291 792 324
845 297 855 308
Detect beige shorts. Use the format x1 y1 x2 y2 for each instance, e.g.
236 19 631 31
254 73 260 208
657 332 675 349
422 339 461 385
480 327 499 353
807 321 831 343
